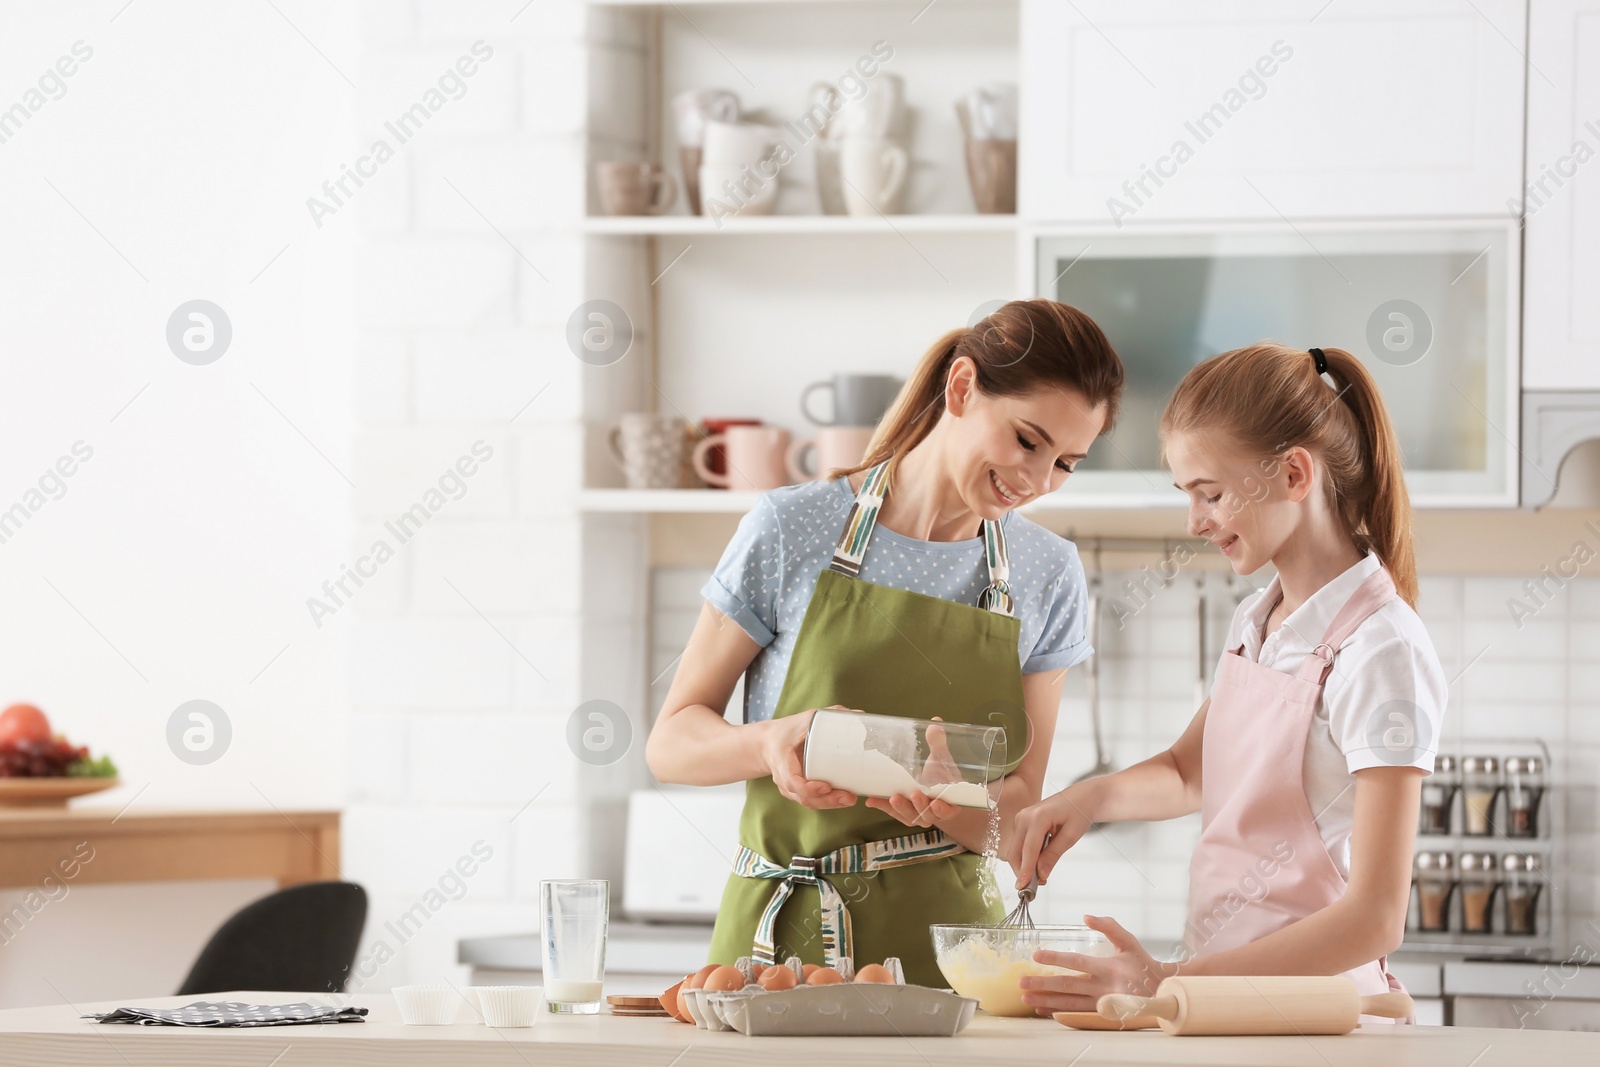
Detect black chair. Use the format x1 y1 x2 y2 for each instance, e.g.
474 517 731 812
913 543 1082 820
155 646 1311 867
177 881 367 996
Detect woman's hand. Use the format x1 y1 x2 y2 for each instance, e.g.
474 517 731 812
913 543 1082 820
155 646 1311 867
760 708 857 810
866 717 961 828
1004 783 1095 888
1018 915 1175 1016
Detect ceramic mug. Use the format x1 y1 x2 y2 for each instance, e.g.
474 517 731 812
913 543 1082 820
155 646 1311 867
788 426 875 481
672 88 740 148
801 374 903 427
692 425 793 490
699 164 778 217
839 136 909 216
609 413 689 489
832 73 906 141
702 120 781 169
597 162 678 216
963 140 1017 214
697 418 763 479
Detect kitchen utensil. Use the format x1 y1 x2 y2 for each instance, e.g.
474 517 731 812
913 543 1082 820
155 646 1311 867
839 136 909 216
800 374 903 427
392 986 459 1025
698 163 779 217
930 924 1112 1017
541 880 608 1015
597 162 677 216
962 138 1017 214
477 986 543 1027
1000 873 1039 928
1097 975 1415 1035
672 88 739 215
692 425 793 490
787 426 874 481
803 709 1004 810
608 413 690 490
1053 1010 1160 1031
1073 544 1113 784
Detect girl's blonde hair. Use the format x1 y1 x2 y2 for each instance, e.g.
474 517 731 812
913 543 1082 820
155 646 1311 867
841 299 1125 481
1161 343 1418 607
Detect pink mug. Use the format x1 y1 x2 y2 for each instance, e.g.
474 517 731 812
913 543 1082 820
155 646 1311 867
788 426 874 481
692 425 793 490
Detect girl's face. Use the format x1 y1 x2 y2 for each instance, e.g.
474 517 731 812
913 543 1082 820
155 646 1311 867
944 357 1108 519
1165 430 1310 575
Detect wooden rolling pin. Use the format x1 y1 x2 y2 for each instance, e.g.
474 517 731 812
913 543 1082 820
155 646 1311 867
1098 976 1414 1036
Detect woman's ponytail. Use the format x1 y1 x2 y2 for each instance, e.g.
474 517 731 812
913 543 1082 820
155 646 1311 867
854 327 965 478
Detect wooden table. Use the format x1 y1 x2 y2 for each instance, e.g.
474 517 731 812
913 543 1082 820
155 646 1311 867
0 991 1595 1067
0 808 339 889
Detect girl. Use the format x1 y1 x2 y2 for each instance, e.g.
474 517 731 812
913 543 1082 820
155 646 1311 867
646 300 1125 986
1006 343 1445 1014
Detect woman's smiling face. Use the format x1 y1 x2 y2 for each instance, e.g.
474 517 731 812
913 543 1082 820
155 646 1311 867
943 356 1108 519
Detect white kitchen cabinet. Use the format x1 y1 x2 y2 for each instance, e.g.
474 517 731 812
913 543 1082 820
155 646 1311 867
1019 0 1527 222
1524 0 1600 390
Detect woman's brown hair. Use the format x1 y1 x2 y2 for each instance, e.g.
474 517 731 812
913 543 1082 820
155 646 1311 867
1161 343 1418 606
841 299 1125 481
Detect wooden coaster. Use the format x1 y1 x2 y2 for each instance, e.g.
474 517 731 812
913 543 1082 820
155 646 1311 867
607 996 665 1008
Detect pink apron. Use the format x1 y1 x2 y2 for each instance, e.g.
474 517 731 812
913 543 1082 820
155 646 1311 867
1183 567 1409 1020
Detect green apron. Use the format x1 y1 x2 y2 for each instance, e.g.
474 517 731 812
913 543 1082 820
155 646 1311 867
707 461 1029 987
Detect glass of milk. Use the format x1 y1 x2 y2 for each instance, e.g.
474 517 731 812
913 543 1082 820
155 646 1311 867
541 879 608 1014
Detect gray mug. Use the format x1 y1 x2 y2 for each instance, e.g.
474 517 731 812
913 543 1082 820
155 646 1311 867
801 374 903 427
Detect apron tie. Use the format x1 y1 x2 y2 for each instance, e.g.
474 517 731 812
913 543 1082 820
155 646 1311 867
733 828 968 967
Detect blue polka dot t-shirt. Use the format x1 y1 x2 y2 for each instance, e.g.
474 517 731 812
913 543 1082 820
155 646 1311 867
701 477 1094 723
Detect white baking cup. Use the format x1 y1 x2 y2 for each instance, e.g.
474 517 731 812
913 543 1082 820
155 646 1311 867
478 985 544 1028
393 985 460 1025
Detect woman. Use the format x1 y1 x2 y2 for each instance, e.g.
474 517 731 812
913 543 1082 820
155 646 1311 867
1007 344 1442 1019
645 299 1125 985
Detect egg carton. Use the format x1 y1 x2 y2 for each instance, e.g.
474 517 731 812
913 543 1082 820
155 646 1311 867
683 957 978 1038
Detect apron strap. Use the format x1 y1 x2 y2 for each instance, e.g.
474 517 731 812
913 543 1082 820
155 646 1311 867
829 461 1015 618
733 828 967 967
1295 567 1399 685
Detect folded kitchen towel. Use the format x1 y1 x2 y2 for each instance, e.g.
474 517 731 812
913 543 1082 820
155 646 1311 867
85 1000 368 1027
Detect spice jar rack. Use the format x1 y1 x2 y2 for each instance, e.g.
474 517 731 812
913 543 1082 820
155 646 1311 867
1404 739 1554 957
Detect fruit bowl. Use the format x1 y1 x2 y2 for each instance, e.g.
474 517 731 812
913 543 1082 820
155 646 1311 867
930 924 1113 1017
0 777 119 807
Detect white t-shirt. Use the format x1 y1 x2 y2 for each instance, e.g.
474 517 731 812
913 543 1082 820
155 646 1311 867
1222 553 1447 880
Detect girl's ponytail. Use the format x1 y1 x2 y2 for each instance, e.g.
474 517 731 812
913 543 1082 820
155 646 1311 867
1321 348 1417 606
1162 342 1419 608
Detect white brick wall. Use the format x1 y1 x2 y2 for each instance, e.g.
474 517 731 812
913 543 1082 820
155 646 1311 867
346 0 602 990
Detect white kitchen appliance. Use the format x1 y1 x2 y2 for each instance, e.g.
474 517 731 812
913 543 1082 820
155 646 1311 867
623 784 744 922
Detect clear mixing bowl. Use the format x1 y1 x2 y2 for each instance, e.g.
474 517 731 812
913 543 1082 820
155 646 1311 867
929 924 1113 1017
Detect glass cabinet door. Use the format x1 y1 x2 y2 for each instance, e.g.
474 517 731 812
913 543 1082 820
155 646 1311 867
1033 223 1518 506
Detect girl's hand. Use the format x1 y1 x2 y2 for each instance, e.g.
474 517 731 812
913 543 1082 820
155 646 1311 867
1018 915 1175 1016
761 708 858 810
1004 785 1095 888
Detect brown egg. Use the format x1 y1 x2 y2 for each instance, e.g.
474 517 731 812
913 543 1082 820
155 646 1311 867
660 977 687 1021
801 964 821 980
703 965 747 992
678 964 720 1018
757 964 799 991
806 967 846 986
750 963 767 980
854 964 895 984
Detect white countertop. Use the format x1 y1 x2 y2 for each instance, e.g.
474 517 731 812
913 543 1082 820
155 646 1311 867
1 991 1596 1067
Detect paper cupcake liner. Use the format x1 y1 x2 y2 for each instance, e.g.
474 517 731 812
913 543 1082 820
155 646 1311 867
477 985 543 1028
393 985 460 1026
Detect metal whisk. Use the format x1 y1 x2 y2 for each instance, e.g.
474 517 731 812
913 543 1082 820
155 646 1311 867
1001 873 1039 928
